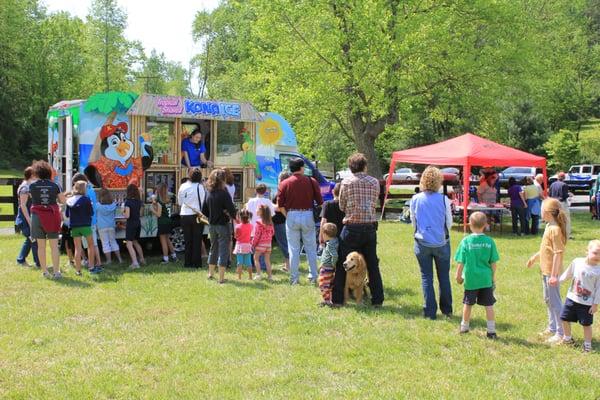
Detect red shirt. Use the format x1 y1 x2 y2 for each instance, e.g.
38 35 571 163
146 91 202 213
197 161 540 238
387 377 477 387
235 223 252 244
278 173 323 210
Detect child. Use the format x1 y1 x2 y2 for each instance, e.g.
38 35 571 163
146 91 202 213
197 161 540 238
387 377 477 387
233 209 253 280
526 197 569 344
96 189 123 264
66 181 97 275
123 183 145 269
318 222 339 306
150 183 177 264
454 211 499 338
251 205 274 281
558 240 600 352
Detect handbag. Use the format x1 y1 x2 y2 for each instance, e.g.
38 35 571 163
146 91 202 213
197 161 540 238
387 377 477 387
195 184 209 225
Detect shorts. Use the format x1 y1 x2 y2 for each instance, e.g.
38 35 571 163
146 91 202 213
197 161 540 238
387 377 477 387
98 227 120 253
81 226 98 249
158 223 172 235
254 243 272 253
125 222 141 241
71 226 92 238
30 214 59 240
561 298 593 326
463 287 496 306
236 253 252 266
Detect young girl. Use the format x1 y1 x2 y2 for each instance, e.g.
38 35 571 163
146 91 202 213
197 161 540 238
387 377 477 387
252 205 275 281
234 209 253 280
150 183 177 264
526 197 568 344
66 181 96 275
96 189 123 264
123 183 145 269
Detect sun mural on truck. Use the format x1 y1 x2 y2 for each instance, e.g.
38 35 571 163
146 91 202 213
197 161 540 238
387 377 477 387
82 92 153 188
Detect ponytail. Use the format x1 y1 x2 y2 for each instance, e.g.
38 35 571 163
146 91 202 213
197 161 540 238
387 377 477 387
542 198 568 243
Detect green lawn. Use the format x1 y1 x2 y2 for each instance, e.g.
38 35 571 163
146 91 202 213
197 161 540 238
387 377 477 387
1 215 600 398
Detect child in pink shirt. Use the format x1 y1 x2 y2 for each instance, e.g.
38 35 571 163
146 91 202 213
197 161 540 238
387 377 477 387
252 205 275 281
234 209 253 280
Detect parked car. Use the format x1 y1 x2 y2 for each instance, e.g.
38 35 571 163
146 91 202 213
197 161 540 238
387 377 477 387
440 167 460 182
498 167 541 187
549 164 600 190
383 167 421 182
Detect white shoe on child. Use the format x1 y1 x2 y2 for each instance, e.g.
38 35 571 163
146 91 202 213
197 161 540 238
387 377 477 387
546 334 563 344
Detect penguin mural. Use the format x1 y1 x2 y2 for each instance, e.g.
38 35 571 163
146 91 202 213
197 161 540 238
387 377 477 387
84 122 153 188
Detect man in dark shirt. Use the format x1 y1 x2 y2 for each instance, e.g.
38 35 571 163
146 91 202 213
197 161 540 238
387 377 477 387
278 158 323 284
549 171 571 237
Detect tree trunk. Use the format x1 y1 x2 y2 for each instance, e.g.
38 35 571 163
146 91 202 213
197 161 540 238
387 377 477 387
353 127 381 178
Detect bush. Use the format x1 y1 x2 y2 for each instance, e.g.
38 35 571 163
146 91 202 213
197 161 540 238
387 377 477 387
543 129 580 172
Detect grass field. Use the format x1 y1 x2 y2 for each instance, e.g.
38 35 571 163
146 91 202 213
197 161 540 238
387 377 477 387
1 215 600 399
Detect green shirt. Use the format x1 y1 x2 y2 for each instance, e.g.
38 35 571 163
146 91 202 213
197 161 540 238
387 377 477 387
454 233 499 290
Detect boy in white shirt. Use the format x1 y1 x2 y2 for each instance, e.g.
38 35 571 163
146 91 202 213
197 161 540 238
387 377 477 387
246 184 275 228
559 239 600 352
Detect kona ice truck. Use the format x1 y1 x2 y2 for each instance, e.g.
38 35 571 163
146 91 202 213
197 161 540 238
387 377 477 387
255 112 334 201
47 92 332 249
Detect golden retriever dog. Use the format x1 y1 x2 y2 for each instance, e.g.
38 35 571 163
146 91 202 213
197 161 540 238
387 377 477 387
343 251 368 305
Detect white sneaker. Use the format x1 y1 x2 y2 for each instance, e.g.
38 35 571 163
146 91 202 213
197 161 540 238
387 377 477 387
546 334 563 344
253 274 262 281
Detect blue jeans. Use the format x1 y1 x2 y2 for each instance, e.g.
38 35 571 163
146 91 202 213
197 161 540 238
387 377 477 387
414 241 452 319
542 275 564 335
274 222 289 260
17 221 40 266
208 224 232 267
286 211 318 283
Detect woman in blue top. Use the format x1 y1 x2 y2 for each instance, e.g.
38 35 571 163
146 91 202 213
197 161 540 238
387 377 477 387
410 166 454 320
181 129 211 168
507 177 528 236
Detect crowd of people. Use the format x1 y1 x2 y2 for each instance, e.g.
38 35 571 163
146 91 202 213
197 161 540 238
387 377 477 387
14 157 600 352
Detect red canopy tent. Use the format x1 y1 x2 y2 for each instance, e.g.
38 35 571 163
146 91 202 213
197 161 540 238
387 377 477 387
384 133 547 231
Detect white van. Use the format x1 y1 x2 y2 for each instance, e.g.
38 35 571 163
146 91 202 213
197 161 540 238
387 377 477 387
550 164 600 189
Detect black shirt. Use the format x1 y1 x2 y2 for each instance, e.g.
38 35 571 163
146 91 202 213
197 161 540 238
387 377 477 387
29 179 61 206
272 194 286 224
320 199 345 237
202 188 237 225
125 199 142 223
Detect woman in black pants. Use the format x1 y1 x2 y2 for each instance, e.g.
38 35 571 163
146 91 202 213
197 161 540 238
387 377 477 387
177 169 206 268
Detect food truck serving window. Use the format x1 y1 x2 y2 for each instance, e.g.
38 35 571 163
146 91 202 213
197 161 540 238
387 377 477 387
215 121 244 165
147 119 175 165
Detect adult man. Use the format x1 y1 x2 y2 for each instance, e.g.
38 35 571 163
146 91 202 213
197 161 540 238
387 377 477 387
278 158 323 284
549 171 572 238
332 153 384 306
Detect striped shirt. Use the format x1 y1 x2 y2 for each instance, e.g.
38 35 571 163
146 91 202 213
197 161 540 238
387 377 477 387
339 172 380 224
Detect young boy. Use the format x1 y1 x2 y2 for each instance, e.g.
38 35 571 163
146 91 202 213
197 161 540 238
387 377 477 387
558 240 600 352
454 211 499 338
318 223 339 306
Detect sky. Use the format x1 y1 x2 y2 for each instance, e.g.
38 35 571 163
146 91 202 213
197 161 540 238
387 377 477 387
42 0 220 68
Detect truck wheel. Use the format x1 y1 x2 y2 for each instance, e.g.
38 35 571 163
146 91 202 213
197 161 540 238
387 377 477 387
170 226 185 253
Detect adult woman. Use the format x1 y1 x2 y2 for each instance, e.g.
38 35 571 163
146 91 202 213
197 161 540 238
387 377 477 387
202 169 237 283
508 177 528 235
274 171 291 271
524 176 542 235
29 161 65 278
181 129 211 169
177 168 206 269
410 166 453 319
477 173 498 205
15 166 40 268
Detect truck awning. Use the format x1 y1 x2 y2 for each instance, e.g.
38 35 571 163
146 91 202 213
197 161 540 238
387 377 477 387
127 93 264 122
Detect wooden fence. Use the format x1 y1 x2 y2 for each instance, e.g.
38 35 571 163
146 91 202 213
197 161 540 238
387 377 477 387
0 178 20 232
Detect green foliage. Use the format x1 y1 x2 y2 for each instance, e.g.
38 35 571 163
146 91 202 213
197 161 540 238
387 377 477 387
84 91 138 114
544 130 581 171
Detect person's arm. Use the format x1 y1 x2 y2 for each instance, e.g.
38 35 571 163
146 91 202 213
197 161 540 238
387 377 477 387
150 202 161 217
410 196 417 229
251 224 261 248
311 178 323 206
548 251 564 286
225 192 238 223
123 206 130 219
490 262 497 284
526 251 540 268
591 276 600 314
519 190 527 208
444 197 453 228
57 192 66 204
456 263 464 284
278 182 287 217
19 192 31 226
338 183 347 213
558 261 574 283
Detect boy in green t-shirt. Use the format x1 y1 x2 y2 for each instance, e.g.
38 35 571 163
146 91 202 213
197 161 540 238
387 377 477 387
454 211 500 338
